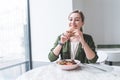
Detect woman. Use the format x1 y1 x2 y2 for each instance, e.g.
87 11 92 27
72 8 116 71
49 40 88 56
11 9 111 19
48 10 98 63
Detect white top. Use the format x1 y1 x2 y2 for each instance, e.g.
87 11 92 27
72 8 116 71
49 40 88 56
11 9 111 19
16 63 120 80
70 41 79 59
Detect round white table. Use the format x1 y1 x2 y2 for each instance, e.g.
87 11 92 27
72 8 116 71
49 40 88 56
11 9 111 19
16 63 120 80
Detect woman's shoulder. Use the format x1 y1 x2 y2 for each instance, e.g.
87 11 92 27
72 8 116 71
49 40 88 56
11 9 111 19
83 33 92 38
56 34 62 41
83 33 95 45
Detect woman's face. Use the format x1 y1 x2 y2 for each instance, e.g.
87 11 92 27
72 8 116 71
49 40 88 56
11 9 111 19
68 13 84 30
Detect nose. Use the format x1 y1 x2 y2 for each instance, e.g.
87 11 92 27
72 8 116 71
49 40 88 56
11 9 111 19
71 20 75 24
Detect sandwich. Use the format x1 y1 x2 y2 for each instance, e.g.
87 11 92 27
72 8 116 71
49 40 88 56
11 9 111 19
66 31 75 37
66 27 75 37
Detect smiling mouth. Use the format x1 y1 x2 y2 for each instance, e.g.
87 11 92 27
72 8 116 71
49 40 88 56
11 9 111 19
71 25 77 28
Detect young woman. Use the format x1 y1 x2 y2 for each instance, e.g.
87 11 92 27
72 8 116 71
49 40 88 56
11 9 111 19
48 10 98 63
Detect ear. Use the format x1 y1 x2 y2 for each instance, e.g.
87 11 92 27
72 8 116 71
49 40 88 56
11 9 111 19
82 22 84 26
81 22 84 32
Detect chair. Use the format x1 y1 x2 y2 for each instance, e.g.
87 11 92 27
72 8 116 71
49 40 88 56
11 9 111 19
97 44 120 65
96 50 108 64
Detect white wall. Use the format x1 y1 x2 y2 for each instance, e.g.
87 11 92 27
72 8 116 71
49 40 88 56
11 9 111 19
73 0 120 45
30 0 120 62
30 0 72 61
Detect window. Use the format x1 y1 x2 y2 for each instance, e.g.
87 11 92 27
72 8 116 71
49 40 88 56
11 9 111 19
0 0 26 60
0 0 32 79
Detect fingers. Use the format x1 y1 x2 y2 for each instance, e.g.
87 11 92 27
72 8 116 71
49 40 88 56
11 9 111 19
62 32 70 39
61 29 83 40
60 33 69 43
72 29 81 36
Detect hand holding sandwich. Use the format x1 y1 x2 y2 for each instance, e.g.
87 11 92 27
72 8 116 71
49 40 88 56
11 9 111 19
60 28 75 44
60 27 85 45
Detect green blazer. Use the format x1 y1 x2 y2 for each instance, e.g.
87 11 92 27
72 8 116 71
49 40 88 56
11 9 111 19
48 34 98 63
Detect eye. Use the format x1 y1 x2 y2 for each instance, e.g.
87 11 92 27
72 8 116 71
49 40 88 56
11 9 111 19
75 19 80 21
69 18 72 21
75 18 81 21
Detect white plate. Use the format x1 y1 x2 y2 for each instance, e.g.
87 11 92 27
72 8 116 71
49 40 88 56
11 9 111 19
56 59 80 70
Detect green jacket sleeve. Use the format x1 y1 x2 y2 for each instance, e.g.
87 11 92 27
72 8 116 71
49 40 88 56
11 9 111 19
84 34 98 63
48 35 61 62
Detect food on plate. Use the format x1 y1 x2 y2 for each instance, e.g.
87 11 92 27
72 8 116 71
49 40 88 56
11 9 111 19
57 59 77 65
56 59 80 70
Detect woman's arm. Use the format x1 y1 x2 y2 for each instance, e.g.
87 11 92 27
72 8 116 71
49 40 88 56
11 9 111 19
82 42 96 60
48 34 69 62
82 34 98 63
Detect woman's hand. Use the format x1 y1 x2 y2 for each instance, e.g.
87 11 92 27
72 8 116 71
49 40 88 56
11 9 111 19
60 28 86 45
73 29 86 45
60 31 70 44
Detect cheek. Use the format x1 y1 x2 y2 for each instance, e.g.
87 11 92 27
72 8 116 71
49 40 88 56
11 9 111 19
68 22 71 26
78 22 83 26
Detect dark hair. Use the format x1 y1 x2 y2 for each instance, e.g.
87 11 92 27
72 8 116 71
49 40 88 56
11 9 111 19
68 10 85 22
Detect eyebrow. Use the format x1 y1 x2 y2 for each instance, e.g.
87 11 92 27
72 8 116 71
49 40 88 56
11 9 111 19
69 17 81 19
